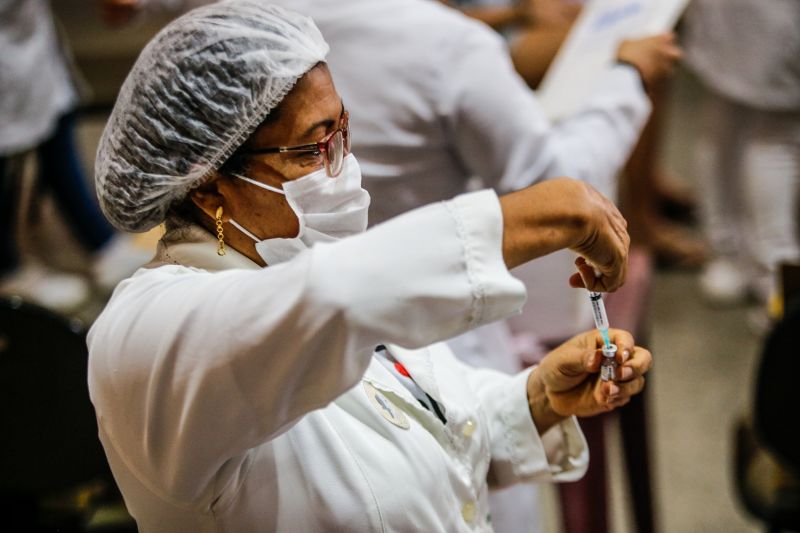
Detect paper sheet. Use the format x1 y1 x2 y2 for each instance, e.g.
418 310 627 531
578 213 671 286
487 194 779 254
536 0 691 121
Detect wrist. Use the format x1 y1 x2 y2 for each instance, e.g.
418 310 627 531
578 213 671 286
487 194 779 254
527 367 567 434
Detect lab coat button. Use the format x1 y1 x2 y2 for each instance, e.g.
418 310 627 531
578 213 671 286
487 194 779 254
462 419 476 437
461 501 476 523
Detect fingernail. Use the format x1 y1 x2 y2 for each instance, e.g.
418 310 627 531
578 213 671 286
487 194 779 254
609 383 620 396
620 367 633 380
622 350 631 362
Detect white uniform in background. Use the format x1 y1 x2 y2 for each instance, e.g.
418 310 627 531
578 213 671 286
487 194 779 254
683 0 800 302
0 0 77 155
88 190 588 532
260 1 649 530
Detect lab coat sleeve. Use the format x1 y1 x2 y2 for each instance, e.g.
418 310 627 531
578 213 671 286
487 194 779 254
88 189 525 508
451 354 589 487
440 26 651 198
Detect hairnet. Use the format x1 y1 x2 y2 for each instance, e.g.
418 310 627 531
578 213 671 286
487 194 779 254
95 0 329 232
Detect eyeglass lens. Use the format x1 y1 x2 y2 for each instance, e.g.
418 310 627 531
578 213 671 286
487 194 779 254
326 130 344 177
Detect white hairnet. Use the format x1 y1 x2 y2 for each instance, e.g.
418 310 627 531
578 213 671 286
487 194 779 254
95 0 329 232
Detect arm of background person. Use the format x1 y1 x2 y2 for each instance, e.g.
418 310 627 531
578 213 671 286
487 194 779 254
441 21 651 199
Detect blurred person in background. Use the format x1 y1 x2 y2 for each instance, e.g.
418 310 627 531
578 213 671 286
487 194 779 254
683 0 800 310
0 0 150 313
88 3 654 530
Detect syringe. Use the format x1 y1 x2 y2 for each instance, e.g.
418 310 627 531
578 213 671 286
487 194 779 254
588 291 611 348
588 291 617 382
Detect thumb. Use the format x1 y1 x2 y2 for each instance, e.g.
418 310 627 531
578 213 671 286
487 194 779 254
559 348 597 377
545 348 598 393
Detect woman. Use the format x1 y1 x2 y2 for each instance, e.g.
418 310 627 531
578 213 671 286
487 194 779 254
88 2 651 531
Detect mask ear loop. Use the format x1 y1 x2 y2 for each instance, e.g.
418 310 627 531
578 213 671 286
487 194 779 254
233 174 285 195
228 175 290 243
228 219 261 242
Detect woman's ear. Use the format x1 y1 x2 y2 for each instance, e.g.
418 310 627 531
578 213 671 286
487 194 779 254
189 174 227 221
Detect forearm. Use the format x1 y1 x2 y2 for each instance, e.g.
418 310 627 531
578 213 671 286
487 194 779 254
499 177 592 269
459 5 527 30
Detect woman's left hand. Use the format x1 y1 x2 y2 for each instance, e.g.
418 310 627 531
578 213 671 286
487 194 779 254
526 328 653 432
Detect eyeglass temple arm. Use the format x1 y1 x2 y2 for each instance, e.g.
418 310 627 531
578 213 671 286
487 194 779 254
245 144 322 155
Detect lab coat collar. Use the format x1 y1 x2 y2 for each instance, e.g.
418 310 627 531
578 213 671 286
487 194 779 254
149 222 259 272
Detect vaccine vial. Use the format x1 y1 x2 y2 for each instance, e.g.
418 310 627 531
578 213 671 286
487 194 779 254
600 343 617 382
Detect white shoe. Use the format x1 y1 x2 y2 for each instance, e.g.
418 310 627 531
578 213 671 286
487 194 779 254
699 258 749 305
0 263 90 314
92 234 154 293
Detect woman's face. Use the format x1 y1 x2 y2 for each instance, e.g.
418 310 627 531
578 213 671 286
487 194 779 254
191 63 344 265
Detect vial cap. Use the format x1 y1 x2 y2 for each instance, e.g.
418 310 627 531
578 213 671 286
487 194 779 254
602 343 618 358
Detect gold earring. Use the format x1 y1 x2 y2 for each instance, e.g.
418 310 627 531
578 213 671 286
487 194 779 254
215 206 226 256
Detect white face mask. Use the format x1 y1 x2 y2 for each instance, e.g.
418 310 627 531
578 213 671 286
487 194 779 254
228 154 371 265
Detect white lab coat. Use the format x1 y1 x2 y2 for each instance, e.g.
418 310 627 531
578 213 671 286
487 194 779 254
0 0 78 155
88 190 589 532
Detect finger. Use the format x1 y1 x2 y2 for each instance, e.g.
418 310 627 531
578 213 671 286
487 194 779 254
569 272 586 288
577 261 599 289
594 264 622 292
658 31 676 43
586 349 602 373
602 376 645 403
617 346 653 381
666 46 683 59
606 328 634 355
559 347 600 378
615 376 645 399
570 259 588 287
575 257 610 292
584 261 620 293
609 259 627 292
604 396 631 411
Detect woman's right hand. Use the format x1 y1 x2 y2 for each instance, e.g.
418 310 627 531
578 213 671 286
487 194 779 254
499 178 629 292
567 183 629 292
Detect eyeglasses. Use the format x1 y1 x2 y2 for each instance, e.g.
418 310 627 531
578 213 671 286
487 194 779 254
239 110 350 177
